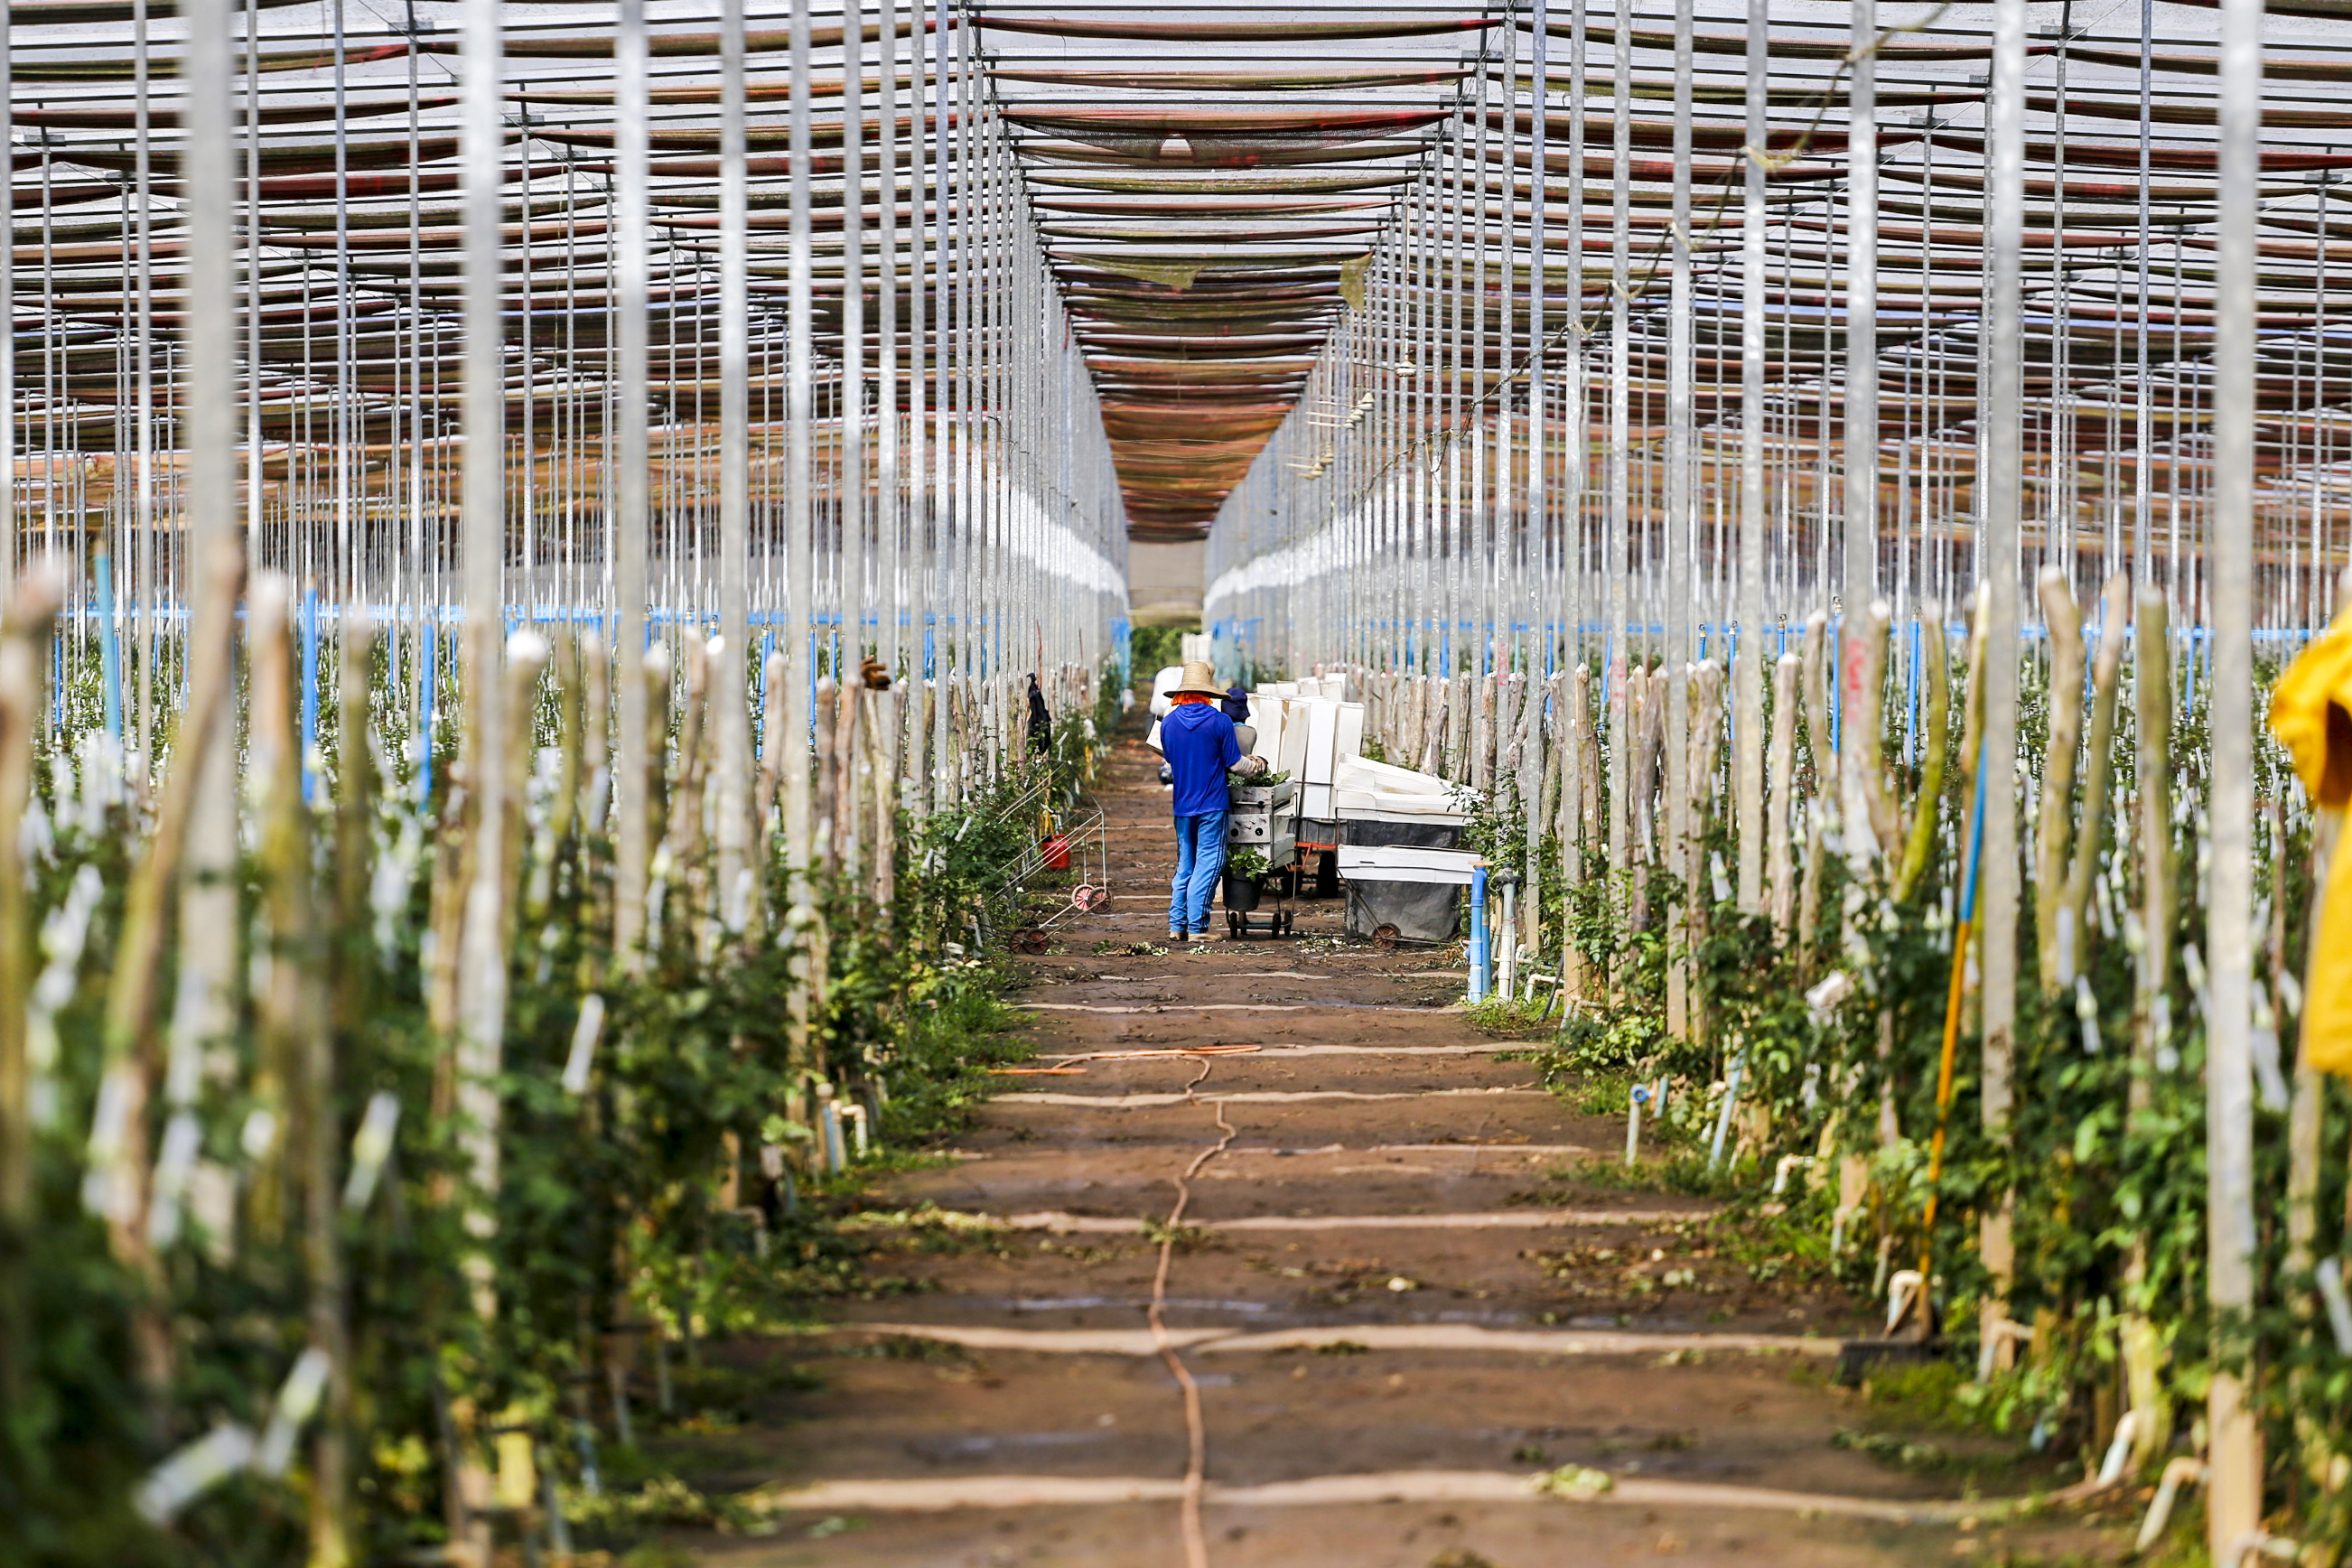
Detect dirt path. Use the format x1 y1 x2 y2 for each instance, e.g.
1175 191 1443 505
708 721 2128 1568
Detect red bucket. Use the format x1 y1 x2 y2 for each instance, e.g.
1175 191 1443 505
1040 834 1072 871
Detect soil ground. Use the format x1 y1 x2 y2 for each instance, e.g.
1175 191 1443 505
682 712 2142 1568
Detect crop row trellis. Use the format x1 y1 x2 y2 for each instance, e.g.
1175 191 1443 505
0 0 1132 1561
1207 0 2352 1556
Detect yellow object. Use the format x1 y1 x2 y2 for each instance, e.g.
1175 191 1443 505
492 1408 538 1512
2267 612 2352 1076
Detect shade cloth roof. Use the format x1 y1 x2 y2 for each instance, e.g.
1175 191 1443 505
10 2 2352 551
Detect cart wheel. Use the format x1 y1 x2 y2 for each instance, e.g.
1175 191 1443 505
1227 910 1241 937
1071 883 1106 912
1013 928 1050 955
1280 910 1294 936
1373 922 1400 951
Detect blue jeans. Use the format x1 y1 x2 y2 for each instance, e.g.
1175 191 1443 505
1170 811 1228 935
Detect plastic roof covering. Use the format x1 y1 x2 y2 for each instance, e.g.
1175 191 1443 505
14 4 2352 548
5 0 999 569
998 1 2352 541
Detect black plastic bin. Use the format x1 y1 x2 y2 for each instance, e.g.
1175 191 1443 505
1343 879 1462 944
1339 817 1464 852
1337 816 1466 942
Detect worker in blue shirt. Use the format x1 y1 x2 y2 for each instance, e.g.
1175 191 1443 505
1159 660 1264 942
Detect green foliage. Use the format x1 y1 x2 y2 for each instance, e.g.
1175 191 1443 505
1507 636 2352 1537
2 630 1110 1564
1128 625 1191 684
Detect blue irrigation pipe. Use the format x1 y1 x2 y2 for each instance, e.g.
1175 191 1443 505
1907 619 1921 768
1828 611 1841 758
1468 863 1491 1002
417 619 437 808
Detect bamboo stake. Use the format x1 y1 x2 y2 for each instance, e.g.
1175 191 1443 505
835 671 863 873
815 674 838 876
1473 672 1498 795
1767 652 1799 933
255 574 352 1566
530 634 582 927
1796 616 1834 959
2122 587 2173 1466
0 574 61 1414
95 552 229 1272
1446 668 1470 780
1853 601 1901 863
2034 568 2087 989
583 633 611 837
669 639 710 936
1892 607 1949 904
1575 666 1601 863
642 644 673 879
327 609 378 1559
868 684 897 913
1417 683 1449 776
1517 672 1543 958
2060 574 2130 978
758 649 788 845
1799 611 1838 820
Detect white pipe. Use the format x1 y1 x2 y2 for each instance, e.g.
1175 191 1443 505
2133 1459 2204 1554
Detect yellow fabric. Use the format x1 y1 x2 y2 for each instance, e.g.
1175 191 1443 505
2268 610 2352 1077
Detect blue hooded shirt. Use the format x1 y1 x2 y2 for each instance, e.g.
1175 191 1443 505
1162 701 1241 818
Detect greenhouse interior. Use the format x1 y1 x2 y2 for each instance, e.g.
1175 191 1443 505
5 0 2352 1563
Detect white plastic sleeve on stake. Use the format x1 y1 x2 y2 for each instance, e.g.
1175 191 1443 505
134 1423 257 1526
562 994 608 1096
255 1347 333 1478
2315 1258 2352 1354
341 1091 403 1212
145 1110 203 1250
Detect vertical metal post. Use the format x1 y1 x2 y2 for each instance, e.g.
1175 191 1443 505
176 0 239 1102
787 0 817 898
931 0 954 810
716 0 751 927
613 0 651 959
1979 0 2028 1359
1664 0 1694 1035
1605 0 1632 878
2206 0 2265 1545
1842 0 1881 871
1530 0 1548 703
844 14 868 685
455 0 509 1310
1734 0 1768 913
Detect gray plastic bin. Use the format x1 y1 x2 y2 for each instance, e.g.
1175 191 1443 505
1344 879 1462 945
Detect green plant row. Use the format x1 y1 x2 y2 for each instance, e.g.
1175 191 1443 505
0 583 1120 1567
1446 610 2351 1556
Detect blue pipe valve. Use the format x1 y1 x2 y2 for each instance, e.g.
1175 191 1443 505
1468 863 1491 1002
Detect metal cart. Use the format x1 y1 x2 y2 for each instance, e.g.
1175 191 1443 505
1223 779 1299 939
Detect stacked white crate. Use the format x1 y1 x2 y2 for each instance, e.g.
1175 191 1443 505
1331 757 1479 885
1246 681 1365 821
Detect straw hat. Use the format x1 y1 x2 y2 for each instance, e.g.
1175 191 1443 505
1171 660 1225 697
